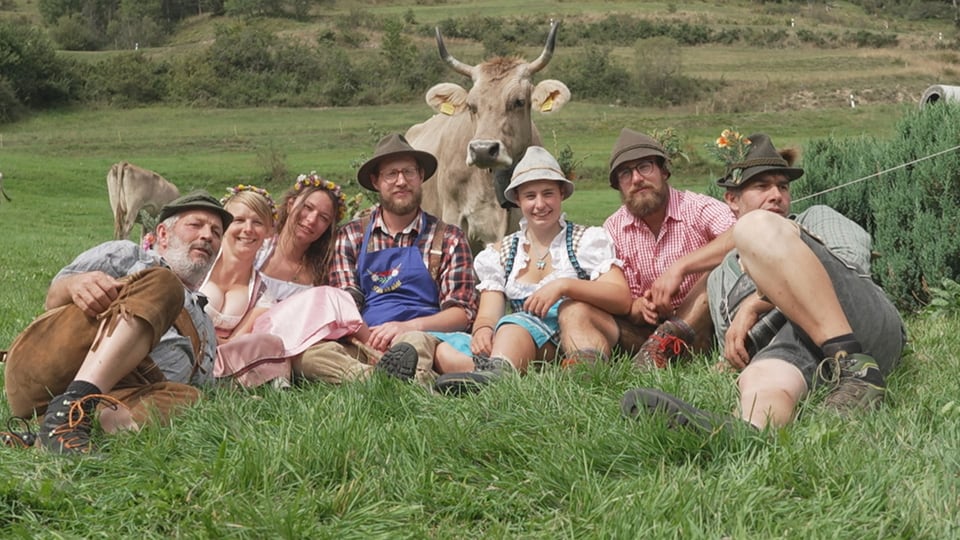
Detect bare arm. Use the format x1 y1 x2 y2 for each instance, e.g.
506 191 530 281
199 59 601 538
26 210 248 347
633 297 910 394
523 266 632 318
649 228 736 312
470 290 507 356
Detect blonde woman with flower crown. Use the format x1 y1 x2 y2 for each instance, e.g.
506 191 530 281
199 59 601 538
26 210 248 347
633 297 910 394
199 185 277 343
215 174 370 387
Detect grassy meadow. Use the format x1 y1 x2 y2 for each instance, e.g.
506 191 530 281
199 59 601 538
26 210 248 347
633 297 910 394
3 0 960 537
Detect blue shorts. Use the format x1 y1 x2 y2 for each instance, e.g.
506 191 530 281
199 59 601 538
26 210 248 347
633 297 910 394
429 331 472 356
429 300 562 356
497 300 561 349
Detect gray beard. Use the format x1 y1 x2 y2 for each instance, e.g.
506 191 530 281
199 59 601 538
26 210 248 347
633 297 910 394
163 233 214 289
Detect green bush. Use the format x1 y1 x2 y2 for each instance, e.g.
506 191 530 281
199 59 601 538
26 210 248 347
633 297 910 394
798 104 960 312
0 22 80 113
0 76 24 124
84 52 170 107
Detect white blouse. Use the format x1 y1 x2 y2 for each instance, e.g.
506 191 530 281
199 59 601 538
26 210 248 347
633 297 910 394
474 214 622 301
255 237 312 306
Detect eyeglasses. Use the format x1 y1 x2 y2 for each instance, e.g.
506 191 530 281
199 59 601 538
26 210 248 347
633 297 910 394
616 161 657 183
379 168 421 183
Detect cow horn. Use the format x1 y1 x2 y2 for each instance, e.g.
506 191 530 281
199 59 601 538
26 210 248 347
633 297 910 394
525 20 560 75
436 27 475 78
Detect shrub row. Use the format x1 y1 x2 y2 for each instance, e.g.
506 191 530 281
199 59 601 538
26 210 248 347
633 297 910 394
793 103 960 312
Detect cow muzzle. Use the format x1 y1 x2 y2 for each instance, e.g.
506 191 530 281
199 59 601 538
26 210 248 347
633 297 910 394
467 140 513 169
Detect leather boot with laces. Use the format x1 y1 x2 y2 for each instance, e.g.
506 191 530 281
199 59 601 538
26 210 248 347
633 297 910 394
821 352 886 415
632 319 694 370
38 393 118 455
434 356 515 395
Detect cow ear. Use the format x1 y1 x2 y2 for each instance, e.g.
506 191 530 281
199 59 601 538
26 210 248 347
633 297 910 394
532 80 570 114
425 83 468 115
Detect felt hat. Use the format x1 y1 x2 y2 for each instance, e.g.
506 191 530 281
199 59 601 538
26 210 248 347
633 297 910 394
503 146 574 205
716 133 804 188
356 133 438 191
608 128 670 188
157 190 233 229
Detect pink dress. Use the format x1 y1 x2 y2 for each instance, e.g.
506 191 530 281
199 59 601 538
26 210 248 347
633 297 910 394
215 285 364 387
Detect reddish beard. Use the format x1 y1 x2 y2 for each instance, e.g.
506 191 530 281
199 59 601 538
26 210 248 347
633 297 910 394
379 188 422 216
622 182 668 218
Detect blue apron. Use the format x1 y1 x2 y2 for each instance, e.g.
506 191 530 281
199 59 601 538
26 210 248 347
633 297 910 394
357 210 440 326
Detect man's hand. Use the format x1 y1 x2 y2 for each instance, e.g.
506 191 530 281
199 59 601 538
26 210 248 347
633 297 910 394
67 272 123 318
648 266 684 315
628 294 660 326
367 320 416 352
723 297 767 370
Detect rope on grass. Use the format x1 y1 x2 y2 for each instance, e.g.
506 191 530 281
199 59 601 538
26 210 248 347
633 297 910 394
794 143 960 203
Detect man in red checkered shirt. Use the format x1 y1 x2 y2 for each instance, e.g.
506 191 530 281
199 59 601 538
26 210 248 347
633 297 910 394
558 128 735 368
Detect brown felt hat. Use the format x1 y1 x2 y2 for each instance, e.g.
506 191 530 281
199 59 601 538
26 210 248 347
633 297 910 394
716 133 803 188
357 133 438 191
157 190 233 229
608 128 670 188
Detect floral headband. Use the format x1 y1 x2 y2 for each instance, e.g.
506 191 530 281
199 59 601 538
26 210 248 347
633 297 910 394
293 172 348 222
221 184 279 223
706 129 752 185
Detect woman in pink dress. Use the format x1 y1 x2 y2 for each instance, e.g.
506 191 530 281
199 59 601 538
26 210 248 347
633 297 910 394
215 174 370 387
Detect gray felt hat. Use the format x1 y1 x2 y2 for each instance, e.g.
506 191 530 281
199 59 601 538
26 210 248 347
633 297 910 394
503 146 574 205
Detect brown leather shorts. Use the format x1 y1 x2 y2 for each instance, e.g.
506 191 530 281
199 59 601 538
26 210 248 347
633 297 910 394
4 267 198 424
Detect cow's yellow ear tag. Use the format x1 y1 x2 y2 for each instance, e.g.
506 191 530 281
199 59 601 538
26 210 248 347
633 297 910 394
540 95 555 112
440 102 455 115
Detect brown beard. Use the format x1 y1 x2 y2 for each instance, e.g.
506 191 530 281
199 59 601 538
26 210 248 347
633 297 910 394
622 182 669 218
379 187 423 216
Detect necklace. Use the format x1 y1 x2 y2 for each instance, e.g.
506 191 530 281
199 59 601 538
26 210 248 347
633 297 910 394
535 248 549 270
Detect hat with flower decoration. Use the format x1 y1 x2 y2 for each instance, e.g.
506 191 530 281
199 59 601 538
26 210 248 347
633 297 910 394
712 131 803 188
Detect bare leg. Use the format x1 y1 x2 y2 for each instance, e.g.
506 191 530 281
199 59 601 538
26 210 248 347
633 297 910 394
490 325 537 373
734 211 852 345
736 359 808 429
434 342 476 374
75 317 153 393
557 300 618 357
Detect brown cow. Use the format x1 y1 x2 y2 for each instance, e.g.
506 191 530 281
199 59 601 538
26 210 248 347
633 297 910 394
406 21 570 251
107 161 180 240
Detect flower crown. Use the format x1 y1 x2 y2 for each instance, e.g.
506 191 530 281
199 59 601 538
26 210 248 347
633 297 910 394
221 184 279 223
707 129 752 185
294 172 348 222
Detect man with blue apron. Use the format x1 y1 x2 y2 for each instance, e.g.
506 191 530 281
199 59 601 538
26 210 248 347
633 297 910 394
295 134 478 385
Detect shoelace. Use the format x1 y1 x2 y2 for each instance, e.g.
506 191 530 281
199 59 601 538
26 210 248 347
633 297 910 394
814 352 846 386
49 394 122 453
646 333 687 368
2 416 37 448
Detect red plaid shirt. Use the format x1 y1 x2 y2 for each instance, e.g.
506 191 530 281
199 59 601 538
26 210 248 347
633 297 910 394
604 188 735 307
330 207 477 321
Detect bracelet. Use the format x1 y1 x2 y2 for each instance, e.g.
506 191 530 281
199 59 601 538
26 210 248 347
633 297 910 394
471 325 494 336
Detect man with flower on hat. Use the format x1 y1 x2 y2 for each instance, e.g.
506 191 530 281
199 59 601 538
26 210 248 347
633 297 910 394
622 132 905 433
294 133 478 384
558 128 737 369
3 191 232 454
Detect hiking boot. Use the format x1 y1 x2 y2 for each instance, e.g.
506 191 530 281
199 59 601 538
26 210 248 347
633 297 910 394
559 348 608 369
434 356 514 395
820 352 886 415
632 319 693 370
1 417 37 449
621 387 734 434
376 343 419 381
38 393 118 455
